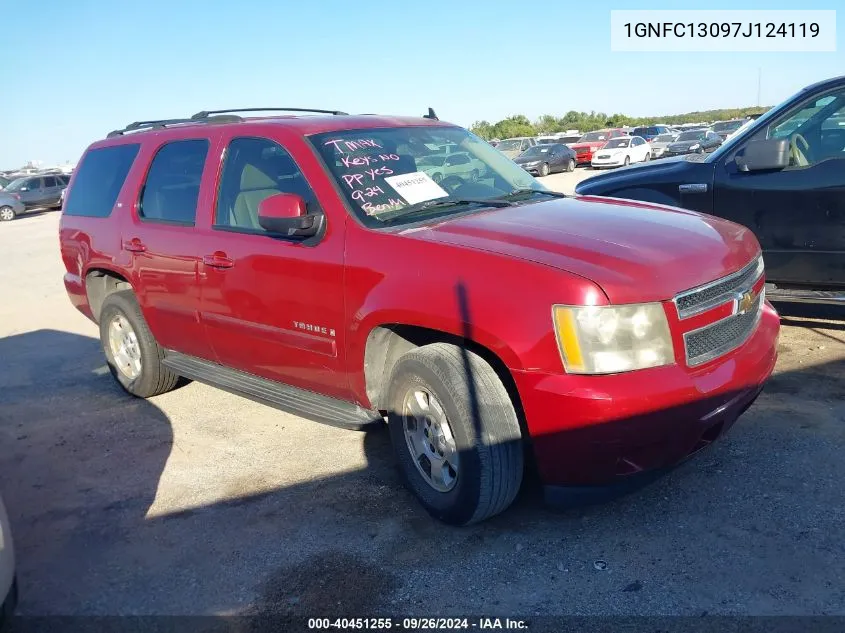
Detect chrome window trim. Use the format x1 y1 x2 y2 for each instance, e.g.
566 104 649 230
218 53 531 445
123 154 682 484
673 255 764 319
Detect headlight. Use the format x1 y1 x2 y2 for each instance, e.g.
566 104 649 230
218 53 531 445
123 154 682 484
553 303 674 374
525 161 539 166
689 143 701 150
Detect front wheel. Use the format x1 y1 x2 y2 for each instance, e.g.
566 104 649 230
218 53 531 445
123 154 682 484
432 172 443 184
643 152 651 162
623 156 630 166
99 290 181 398
386 343 524 525
0 206 16 222
539 163 550 177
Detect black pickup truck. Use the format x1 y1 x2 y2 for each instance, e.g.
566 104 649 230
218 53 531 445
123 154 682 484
576 75 845 307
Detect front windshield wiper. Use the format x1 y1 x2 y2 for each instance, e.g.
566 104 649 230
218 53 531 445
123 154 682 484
493 188 567 201
379 197 514 222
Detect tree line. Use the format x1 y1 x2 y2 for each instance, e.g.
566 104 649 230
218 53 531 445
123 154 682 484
470 107 770 140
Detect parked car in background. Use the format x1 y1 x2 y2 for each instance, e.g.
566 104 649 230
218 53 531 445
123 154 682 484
650 133 679 158
569 128 626 165
661 129 723 157
1 174 69 218
0 191 27 222
513 143 576 175
576 74 845 306
60 107 778 525
495 137 537 158
418 151 487 183
0 494 17 624
0 176 11 190
591 136 652 169
712 119 747 141
630 125 673 142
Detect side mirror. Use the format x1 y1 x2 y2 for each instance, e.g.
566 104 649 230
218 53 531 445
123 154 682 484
257 193 322 237
736 138 790 172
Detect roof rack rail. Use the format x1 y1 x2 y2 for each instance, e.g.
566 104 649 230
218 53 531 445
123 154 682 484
107 118 195 138
190 107 348 120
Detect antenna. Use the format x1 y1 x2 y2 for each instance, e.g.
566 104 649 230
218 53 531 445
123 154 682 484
423 107 439 121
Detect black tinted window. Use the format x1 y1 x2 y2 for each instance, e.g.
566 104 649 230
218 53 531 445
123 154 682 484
27 178 42 190
140 140 208 224
44 176 58 187
64 144 140 217
215 137 315 232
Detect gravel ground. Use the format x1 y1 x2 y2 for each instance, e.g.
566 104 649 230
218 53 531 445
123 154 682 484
0 201 843 618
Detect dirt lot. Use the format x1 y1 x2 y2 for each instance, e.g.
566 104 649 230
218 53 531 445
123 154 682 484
0 193 843 618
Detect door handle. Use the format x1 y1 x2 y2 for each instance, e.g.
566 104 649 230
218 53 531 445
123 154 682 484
203 253 235 269
122 238 147 253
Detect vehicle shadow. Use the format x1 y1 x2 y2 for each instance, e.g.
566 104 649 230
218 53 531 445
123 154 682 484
1 310 843 623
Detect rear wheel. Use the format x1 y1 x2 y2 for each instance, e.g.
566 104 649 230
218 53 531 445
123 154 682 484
386 343 524 525
566 158 575 172
539 163 550 177
99 290 180 398
0 206 15 222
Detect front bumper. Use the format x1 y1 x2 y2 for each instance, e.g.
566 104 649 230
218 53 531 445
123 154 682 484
520 164 543 175
591 157 623 168
513 302 779 491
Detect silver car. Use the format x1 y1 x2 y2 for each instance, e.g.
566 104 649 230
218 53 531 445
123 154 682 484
0 495 15 622
649 132 679 159
0 192 26 222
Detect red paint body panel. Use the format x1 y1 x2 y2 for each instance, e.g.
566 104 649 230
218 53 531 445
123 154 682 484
59 115 780 490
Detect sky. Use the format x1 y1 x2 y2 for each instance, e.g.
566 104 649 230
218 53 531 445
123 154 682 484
1 0 842 168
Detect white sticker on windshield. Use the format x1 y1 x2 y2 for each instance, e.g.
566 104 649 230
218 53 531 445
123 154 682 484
384 171 448 205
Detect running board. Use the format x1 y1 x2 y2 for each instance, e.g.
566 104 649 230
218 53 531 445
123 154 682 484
162 351 383 430
766 284 845 306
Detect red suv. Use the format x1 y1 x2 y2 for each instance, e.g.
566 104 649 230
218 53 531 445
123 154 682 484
569 128 627 165
59 108 779 525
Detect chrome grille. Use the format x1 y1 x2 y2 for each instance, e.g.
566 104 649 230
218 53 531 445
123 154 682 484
674 256 764 319
684 291 763 366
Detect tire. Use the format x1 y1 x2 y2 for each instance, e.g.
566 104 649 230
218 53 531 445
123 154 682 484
0 206 16 222
539 163 550 177
432 172 443 184
566 158 575 172
386 343 524 525
643 152 651 162
623 156 630 166
99 290 180 398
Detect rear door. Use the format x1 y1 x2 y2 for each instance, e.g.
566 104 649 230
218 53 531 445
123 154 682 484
19 177 44 209
42 176 62 205
713 87 845 286
121 134 220 358
195 132 350 400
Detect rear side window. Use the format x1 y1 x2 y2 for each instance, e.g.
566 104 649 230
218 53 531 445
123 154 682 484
64 144 140 217
44 176 58 187
139 139 209 225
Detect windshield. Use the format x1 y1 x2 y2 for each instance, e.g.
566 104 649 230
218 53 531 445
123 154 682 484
654 134 676 143
4 177 30 192
632 127 656 136
579 131 608 142
676 130 706 141
520 146 553 157
309 126 546 227
495 139 523 151
604 139 630 149
713 120 743 132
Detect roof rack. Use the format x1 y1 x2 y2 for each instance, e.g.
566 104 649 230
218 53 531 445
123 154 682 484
107 118 195 138
190 107 348 120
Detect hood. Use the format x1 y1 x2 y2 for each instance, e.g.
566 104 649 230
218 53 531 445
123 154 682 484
403 196 758 305
595 146 626 155
513 154 545 164
667 141 700 151
574 154 705 194
570 142 604 151
498 149 522 158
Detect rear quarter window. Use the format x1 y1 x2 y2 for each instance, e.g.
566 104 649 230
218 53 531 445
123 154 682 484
64 144 140 217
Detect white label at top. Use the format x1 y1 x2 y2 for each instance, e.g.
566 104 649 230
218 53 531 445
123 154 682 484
610 10 836 52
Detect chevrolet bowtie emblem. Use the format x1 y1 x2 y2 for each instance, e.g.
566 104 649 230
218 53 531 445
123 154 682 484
736 289 757 314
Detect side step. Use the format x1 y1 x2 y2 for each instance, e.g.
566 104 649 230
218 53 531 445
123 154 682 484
766 284 845 306
162 351 383 430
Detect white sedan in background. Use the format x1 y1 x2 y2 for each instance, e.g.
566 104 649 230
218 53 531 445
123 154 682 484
590 136 652 169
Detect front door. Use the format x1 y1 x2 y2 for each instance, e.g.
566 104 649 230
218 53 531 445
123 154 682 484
714 87 845 287
195 134 350 400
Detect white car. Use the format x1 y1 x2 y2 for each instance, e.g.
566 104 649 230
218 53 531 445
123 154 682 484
590 135 652 169
417 152 487 184
0 495 15 623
